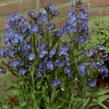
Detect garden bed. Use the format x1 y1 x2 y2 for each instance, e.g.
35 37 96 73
1 1 109 109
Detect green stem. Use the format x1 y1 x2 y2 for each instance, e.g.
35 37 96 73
31 65 38 109
32 34 37 55
31 34 39 109
35 0 40 11
47 30 50 53
67 93 74 109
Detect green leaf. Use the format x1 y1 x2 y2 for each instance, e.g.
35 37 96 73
58 98 69 103
81 98 90 109
98 95 109 103
19 102 27 108
2 105 9 109
98 103 109 109
50 89 59 102
86 88 109 97
14 107 22 109
35 0 40 11
3 74 17 89
97 89 109 96
6 85 19 91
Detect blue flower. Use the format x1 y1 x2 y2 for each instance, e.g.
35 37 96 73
63 55 69 64
18 68 26 75
31 24 38 33
36 70 43 77
68 9 75 17
4 48 14 57
39 63 46 71
50 79 61 87
47 61 54 70
80 20 89 35
9 59 24 68
98 45 106 51
59 45 69 56
0 49 5 57
99 66 109 76
28 11 38 19
67 9 77 24
64 67 73 77
20 42 32 56
19 41 27 48
50 49 56 57
86 49 95 58
91 61 101 69
45 3 55 12
36 63 46 77
22 43 32 50
5 31 15 45
45 4 59 17
73 36 86 43
51 10 59 17
54 29 63 37
68 16 77 24
88 80 96 88
11 33 23 44
35 63 47 77
38 13 48 23
37 28 44 36
80 19 88 28
78 63 87 76
101 54 108 61
63 25 77 33
46 22 55 30
28 53 36 61
8 13 22 23
39 42 47 50
19 19 31 33
7 13 31 34
55 59 63 67
39 49 48 58
43 58 48 64
79 9 88 20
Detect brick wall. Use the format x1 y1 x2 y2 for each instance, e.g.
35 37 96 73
88 0 109 17
0 0 109 32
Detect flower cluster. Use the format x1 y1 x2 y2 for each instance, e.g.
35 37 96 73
63 6 89 44
0 4 74 87
90 46 109 75
1 2 109 109
0 3 106 89
75 43 109 88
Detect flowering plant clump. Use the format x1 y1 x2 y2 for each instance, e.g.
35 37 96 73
0 1 109 109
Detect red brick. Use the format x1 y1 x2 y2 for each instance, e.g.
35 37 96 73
103 7 109 16
55 19 66 29
59 6 68 17
0 0 35 16
88 7 109 17
0 17 6 31
40 0 68 8
89 11 103 17
90 0 109 7
48 0 67 4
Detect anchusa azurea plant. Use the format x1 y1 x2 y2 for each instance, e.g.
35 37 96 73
0 1 109 109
